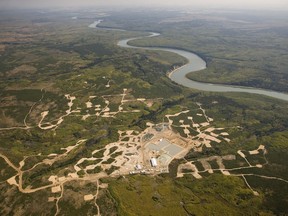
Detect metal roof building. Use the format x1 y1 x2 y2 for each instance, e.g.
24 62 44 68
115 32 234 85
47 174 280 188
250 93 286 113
150 158 157 167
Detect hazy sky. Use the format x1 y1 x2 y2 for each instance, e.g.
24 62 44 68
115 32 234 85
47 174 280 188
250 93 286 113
1 0 288 10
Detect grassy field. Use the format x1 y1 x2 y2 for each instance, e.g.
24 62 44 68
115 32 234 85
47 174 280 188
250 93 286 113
109 174 266 216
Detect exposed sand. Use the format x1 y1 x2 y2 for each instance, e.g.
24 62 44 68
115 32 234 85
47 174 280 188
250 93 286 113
84 194 94 201
200 122 209 127
58 177 66 182
86 102 93 108
237 150 246 158
221 170 231 175
256 164 263 168
203 140 212 148
19 160 25 168
249 145 266 155
48 176 57 184
224 138 231 142
249 150 259 155
205 127 215 132
7 176 18 186
82 114 90 120
191 163 202 179
68 173 78 178
253 191 260 196
184 128 190 135
51 185 61 193
192 172 202 179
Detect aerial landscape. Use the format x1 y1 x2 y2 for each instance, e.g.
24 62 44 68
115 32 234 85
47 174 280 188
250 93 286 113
0 0 288 215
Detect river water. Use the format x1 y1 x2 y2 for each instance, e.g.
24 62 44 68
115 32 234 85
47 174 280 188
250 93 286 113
90 21 288 102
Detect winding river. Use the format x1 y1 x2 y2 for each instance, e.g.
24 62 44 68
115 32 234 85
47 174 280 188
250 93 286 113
89 20 288 102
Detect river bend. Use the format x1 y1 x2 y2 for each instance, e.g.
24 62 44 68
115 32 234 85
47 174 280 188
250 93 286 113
89 20 288 102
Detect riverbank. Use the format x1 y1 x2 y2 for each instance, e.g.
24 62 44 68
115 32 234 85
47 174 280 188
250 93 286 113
90 20 288 102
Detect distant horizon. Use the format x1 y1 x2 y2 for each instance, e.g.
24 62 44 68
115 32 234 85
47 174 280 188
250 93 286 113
1 0 288 11
1 6 288 14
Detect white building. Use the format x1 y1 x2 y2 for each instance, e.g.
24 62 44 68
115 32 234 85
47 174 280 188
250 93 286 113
150 158 157 167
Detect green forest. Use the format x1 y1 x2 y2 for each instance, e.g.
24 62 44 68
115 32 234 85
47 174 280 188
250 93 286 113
0 9 287 216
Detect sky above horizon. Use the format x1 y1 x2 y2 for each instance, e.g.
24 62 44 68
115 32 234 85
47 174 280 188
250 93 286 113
1 0 288 10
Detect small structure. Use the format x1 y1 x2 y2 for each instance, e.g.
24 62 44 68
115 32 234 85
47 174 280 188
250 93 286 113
135 164 142 170
150 158 157 167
